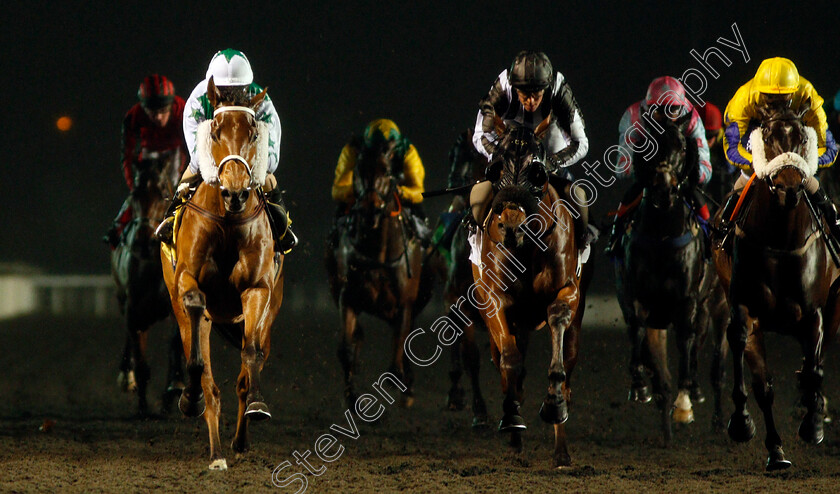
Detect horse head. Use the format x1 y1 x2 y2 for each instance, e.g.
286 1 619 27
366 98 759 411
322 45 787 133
206 76 267 214
127 155 175 258
753 106 814 211
636 118 694 212
351 136 398 230
488 125 547 248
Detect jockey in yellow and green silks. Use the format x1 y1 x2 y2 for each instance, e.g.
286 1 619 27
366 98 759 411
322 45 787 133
719 57 840 239
332 118 425 206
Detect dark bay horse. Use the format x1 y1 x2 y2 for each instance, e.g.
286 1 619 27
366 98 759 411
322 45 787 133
713 107 840 470
161 77 284 470
326 135 434 409
615 119 729 445
470 126 591 468
111 154 184 415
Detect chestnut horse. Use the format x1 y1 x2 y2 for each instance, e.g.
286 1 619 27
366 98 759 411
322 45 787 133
162 78 283 470
713 106 840 470
111 153 184 415
615 118 729 445
326 135 434 409
470 126 591 468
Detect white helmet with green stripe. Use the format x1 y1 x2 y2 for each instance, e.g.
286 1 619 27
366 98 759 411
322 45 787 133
206 48 253 86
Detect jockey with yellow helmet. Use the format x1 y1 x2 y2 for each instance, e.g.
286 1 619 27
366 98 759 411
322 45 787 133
719 57 839 238
330 118 430 241
155 49 297 253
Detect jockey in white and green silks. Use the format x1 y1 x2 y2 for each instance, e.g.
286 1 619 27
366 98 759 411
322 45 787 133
157 48 296 253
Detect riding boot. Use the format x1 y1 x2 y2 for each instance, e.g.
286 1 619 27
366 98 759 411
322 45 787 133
604 214 627 258
103 197 131 248
155 172 203 243
808 188 840 241
714 190 741 247
266 188 297 254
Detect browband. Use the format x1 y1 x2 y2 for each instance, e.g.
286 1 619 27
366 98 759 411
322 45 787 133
213 106 255 117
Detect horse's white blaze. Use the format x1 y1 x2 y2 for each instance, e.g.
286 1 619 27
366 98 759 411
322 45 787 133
209 458 228 471
672 389 694 424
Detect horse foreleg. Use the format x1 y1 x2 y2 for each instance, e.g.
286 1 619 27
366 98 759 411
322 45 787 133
162 321 185 414
726 304 755 443
798 310 826 446
710 295 730 431
390 306 415 408
482 303 525 438
673 318 697 426
117 328 135 393
128 322 151 416
462 321 488 428
178 286 206 418
240 287 273 422
626 317 651 403
644 328 673 447
540 293 577 428
446 311 466 412
197 317 224 471
743 326 789 471
337 295 361 409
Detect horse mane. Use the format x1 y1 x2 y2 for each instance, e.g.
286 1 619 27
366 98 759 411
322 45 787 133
491 184 540 217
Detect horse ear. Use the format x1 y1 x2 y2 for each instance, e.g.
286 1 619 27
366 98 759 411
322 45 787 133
250 86 268 110
207 76 221 109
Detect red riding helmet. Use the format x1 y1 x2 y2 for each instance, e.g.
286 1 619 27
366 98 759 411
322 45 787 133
138 74 175 110
695 102 723 133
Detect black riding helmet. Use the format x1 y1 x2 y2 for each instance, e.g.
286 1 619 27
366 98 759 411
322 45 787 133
509 51 554 93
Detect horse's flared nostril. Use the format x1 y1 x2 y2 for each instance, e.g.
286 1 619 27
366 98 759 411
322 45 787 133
221 189 231 199
241 190 250 202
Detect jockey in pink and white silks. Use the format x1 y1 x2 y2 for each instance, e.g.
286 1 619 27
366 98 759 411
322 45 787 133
156 48 296 253
604 76 713 257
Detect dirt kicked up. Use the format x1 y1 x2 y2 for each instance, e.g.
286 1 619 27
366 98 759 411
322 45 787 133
1 308 838 493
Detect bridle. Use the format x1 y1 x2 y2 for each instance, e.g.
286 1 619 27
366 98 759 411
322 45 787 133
212 105 258 191
184 105 266 225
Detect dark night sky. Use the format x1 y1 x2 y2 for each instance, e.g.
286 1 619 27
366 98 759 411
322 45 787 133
2 1 839 290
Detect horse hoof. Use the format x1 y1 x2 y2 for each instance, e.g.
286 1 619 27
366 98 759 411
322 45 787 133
539 396 569 424
765 446 792 471
208 458 228 471
245 401 271 421
447 388 466 411
690 387 706 404
231 438 249 453
798 413 825 445
178 391 205 418
727 411 756 443
553 453 572 469
472 414 490 429
628 386 652 404
399 394 415 409
672 406 695 424
498 414 526 432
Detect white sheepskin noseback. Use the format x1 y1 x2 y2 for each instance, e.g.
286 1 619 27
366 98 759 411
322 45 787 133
252 121 270 185
750 126 818 179
196 120 218 183
196 119 271 185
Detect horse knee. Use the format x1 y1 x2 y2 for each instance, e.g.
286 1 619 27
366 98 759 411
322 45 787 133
548 301 573 329
183 290 205 313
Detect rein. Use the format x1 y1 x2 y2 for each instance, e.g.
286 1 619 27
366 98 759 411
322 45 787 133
184 193 266 225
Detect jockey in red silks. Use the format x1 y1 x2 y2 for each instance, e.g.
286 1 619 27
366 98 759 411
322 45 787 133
604 76 712 257
104 74 187 248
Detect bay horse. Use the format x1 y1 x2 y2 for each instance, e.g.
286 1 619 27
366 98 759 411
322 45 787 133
111 153 185 415
470 125 591 468
326 134 434 409
161 77 284 471
615 118 729 445
712 106 840 470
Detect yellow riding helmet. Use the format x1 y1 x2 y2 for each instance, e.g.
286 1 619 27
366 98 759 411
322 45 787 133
753 57 800 94
364 119 401 146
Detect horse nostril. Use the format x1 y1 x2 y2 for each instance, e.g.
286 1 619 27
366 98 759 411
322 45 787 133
221 189 230 198
241 190 250 201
